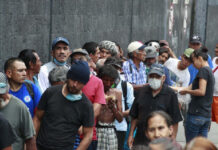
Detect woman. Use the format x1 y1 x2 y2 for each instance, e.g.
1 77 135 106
180 49 215 142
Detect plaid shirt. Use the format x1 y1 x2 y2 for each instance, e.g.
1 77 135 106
122 59 147 85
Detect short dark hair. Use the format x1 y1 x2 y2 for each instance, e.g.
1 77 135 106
98 65 119 80
145 111 173 131
82 41 98 55
18 49 37 69
191 48 208 61
104 56 122 69
158 47 169 56
4 57 24 72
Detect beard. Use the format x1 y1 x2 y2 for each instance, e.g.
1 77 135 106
66 83 80 94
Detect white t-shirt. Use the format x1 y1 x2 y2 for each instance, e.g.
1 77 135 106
38 61 69 93
164 58 191 103
212 57 218 96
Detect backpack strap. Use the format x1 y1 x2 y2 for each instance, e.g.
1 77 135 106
24 82 34 100
121 80 128 111
213 66 218 73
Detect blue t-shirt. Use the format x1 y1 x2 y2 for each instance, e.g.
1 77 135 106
188 55 213 85
9 82 41 117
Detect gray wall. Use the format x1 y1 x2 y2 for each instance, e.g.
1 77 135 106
0 0 217 71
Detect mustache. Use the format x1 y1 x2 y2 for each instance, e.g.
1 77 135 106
58 53 66 57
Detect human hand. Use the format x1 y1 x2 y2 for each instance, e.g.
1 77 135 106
127 135 134 149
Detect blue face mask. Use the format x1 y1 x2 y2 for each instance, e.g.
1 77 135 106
65 94 82 102
53 58 66 66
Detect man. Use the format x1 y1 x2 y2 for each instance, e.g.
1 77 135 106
0 113 16 150
82 41 100 64
0 72 36 150
48 66 69 86
18 49 42 92
82 42 100 73
33 60 94 150
127 64 182 148
164 48 194 125
38 37 71 93
122 41 147 91
71 49 106 150
188 35 213 84
98 40 119 59
105 57 135 150
158 47 170 65
144 46 158 74
97 65 123 150
4 57 41 117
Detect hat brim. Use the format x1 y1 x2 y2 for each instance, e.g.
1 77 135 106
146 54 156 58
190 40 201 44
148 70 163 76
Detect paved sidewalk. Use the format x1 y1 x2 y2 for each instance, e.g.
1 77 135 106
176 121 218 147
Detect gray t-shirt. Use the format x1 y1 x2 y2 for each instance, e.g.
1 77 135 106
0 95 35 150
188 66 215 118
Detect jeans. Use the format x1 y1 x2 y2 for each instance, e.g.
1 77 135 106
87 140 97 150
185 114 211 143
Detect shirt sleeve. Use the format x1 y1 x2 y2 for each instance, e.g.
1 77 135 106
168 91 183 124
126 82 134 109
82 102 94 127
37 88 50 110
32 83 42 111
38 66 50 93
20 105 36 140
129 96 139 119
197 67 210 80
0 114 16 149
122 61 133 83
94 79 106 105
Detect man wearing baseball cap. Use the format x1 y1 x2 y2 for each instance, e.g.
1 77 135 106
188 35 213 84
122 41 147 91
128 64 182 148
34 60 94 150
38 37 71 93
0 72 37 150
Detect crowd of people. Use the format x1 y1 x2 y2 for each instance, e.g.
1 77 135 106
0 35 218 150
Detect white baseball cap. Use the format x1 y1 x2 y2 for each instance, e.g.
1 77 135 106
127 41 146 53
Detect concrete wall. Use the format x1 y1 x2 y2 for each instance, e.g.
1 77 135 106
0 0 217 71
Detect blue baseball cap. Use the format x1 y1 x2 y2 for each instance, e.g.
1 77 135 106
52 37 69 50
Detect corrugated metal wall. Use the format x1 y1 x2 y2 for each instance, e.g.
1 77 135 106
0 0 217 71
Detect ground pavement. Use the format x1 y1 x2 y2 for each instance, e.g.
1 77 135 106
176 121 218 147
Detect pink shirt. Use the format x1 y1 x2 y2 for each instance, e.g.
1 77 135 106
82 75 106 140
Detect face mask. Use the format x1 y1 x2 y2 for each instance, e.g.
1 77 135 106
0 98 9 108
53 58 66 66
148 78 162 90
65 94 82 102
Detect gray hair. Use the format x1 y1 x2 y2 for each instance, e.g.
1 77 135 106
98 40 119 56
48 66 69 84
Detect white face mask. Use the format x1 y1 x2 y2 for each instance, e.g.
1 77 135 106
148 78 162 90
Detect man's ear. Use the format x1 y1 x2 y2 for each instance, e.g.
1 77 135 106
5 69 12 78
169 125 174 137
29 61 34 69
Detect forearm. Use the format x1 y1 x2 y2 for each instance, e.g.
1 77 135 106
26 136 37 150
122 110 130 117
185 89 205 96
77 128 93 150
129 118 137 137
33 117 41 136
132 84 146 91
172 123 178 139
112 107 123 122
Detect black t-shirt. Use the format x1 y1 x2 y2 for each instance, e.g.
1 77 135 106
37 85 94 150
188 66 215 118
0 113 16 149
130 85 182 145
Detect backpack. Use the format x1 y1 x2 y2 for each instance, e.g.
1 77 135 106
24 82 34 100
